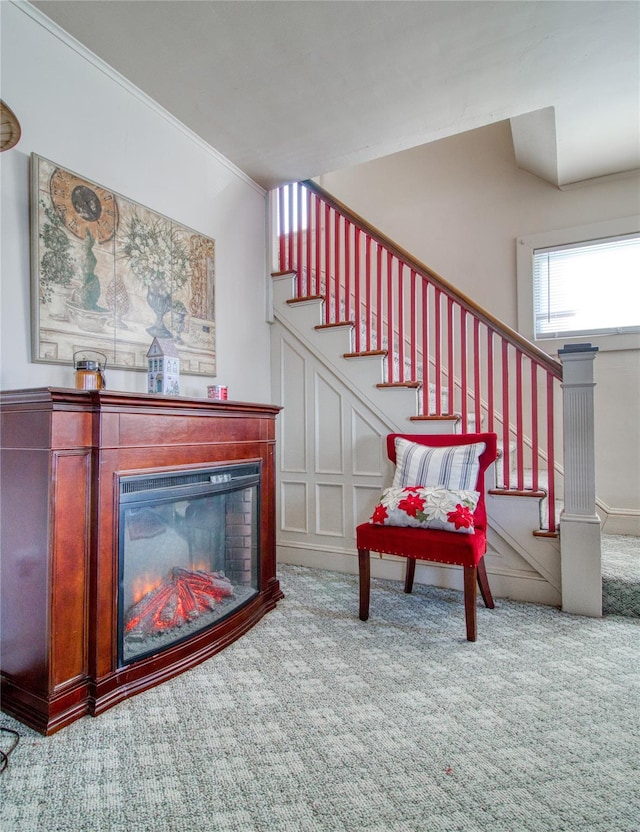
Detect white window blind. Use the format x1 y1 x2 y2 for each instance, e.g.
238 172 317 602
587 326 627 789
533 232 640 339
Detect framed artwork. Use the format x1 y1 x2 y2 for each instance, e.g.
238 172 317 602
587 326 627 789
30 154 216 376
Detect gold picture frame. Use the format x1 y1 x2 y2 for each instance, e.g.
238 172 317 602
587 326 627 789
30 154 216 376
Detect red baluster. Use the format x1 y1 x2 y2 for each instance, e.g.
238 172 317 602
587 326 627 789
460 307 468 432
376 244 383 352
487 328 495 434
365 236 372 351
387 251 394 383
421 279 430 415
546 374 556 532
531 362 539 492
314 194 321 296
410 269 417 381
502 340 510 489
397 262 405 382
354 227 361 352
278 187 286 270
344 219 351 322
473 318 481 432
516 349 524 490
434 288 442 416
447 297 454 415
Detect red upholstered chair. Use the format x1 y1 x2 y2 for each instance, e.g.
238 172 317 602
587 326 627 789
356 432 498 641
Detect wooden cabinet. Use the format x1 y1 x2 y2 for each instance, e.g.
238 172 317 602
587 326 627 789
0 388 283 735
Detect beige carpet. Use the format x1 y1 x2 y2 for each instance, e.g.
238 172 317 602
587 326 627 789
1 536 638 831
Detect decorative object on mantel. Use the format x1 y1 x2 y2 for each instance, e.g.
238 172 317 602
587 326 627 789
207 384 228 400
0 100 21 152
147 336 180 395
30 154 216 377
73 349 107 390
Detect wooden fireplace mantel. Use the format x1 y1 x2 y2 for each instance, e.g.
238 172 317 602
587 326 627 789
0 388 283 735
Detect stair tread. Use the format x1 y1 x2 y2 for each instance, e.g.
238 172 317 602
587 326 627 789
315 321 355 330
344 350 387 358
287 295 324 304
377 381 421 389
489 488 547 498
410 413 461 421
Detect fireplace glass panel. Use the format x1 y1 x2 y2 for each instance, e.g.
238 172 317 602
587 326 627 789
118 463 260 666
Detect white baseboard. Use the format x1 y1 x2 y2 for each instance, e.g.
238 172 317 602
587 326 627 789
276 541 561 607
598 503 640 536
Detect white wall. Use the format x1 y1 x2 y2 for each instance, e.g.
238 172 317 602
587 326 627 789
318 122 640 533
0 2 272 403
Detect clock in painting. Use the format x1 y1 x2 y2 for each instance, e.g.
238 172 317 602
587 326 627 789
50 168 119 243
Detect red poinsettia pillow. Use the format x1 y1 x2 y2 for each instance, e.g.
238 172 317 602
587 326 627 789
369 485 480 534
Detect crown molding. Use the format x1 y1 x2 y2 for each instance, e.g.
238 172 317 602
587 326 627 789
15 1 266 196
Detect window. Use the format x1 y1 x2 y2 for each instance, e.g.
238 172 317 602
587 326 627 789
517 216 640 352
533 233 640 339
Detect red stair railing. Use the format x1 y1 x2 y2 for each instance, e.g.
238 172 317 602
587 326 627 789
274 180 563 532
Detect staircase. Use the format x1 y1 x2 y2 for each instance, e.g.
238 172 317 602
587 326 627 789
269 181 600 611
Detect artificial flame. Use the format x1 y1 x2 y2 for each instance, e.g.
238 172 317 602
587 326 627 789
125 568 234 637
131 573 163 606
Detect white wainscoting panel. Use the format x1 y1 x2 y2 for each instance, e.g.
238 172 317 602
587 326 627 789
281 340 307 473
352 410 386 476
315 483 345 537
315 373 343 474
280 481 308 533
353 484 385 530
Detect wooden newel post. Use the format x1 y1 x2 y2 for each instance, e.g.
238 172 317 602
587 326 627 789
558 343 601 617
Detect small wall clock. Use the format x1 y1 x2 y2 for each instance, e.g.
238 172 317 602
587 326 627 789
0 100 21 152
49 168 119 243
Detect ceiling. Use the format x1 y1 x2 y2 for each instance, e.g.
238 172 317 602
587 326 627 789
31 0 640 190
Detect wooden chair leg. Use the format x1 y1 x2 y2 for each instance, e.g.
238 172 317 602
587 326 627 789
476 557 495 609
358 547 370 621
404 557 416 594
463 565 478 642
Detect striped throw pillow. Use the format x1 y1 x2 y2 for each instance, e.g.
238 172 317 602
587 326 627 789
392 438 486 491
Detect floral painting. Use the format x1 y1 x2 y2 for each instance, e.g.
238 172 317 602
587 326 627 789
30 154 216 375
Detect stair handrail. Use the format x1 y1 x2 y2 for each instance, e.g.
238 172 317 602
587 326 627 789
301 179 562 381
274 178 564 531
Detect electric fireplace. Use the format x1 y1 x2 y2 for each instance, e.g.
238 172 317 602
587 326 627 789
118 462 260 665
0 389 283 735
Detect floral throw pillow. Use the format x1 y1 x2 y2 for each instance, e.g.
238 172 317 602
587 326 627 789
369 485 480 534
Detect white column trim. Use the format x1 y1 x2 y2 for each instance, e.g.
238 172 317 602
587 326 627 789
559 344 601 617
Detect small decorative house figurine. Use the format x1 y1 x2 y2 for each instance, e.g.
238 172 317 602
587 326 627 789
147 337 180 396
